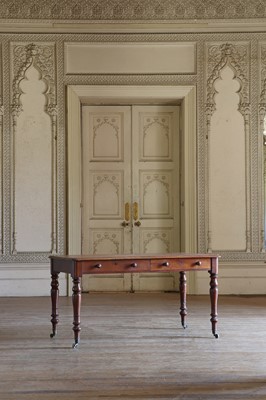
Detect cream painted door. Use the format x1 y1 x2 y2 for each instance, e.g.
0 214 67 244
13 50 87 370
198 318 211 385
81 105 180 292
131 106 180 291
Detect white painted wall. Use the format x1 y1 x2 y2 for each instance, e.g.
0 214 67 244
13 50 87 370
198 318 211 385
1 30 266 296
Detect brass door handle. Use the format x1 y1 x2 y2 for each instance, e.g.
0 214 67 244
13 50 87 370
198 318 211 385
125 202 130 222
133 202 138 221
121 221 129 227
134 220 141 227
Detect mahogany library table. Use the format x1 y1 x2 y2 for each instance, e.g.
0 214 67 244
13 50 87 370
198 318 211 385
50 253 219 348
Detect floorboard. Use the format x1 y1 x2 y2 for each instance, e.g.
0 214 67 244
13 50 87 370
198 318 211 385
0 293 266 400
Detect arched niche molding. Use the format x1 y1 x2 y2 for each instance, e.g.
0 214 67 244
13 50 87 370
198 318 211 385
67 85 197 291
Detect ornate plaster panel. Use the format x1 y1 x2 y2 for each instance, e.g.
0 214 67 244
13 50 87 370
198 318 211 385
205 41 251 254
0 0 266 21
0 31 265 264
10 42 57 256
206 42 250 119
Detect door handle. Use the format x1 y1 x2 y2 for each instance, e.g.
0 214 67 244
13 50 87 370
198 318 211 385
121 221 129 227
125 202 130 222
133 202 138 221
134 220 141 227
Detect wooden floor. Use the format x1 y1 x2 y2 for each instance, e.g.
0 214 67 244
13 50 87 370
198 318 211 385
0 293 266 400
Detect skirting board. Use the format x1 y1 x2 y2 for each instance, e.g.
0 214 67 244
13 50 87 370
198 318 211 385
0 264 67 297
193 262 266 295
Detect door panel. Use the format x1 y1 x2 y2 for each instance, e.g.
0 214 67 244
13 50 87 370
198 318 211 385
131 106 179 291
81 105 180 292
81 106 132 291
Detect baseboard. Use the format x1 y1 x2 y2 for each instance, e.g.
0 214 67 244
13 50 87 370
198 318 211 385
191 261 266 295
0 263 68 297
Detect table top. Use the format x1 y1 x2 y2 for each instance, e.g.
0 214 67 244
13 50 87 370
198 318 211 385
50 253 220 261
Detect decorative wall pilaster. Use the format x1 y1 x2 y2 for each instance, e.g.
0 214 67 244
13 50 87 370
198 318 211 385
259 42 266 251
0 42 2 255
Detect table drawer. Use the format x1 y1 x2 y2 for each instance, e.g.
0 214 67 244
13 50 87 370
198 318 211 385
82 259 150 274
151 258 211 272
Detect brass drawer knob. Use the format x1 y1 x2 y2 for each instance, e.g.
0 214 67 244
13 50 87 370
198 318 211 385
95 264 102 269
131 263 138 268
195 261 202 266
162 262 170 267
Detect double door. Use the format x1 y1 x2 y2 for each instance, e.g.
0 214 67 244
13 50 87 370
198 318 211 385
81 105 180 292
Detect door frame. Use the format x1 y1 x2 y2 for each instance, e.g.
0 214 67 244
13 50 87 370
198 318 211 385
67 84 197 293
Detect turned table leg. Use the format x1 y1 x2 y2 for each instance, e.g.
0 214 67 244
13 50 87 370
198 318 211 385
72 276 82 348
50 272 59 338
179 271 187 329
209 269 219 338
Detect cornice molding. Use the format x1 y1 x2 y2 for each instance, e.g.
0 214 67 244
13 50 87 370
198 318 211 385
1 21 266 35
1 1 266 21
0 1 266 33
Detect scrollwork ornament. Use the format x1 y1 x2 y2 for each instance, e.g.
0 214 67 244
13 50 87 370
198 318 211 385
12 43 56 117
205 103 216 124
10 104 23 128
205 41 250 253
259 44 266 124
46 104 58 119
206 42 250 119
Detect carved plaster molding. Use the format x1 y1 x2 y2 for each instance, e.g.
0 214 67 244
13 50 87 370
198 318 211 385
205 41 251 253
259 43 266 128
259 42 266 251
0 0 266 21
0 55 2 254
0 41 2 255
0 31 265 264
206 43 250 120
10 42 57 254
12 43 56 117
